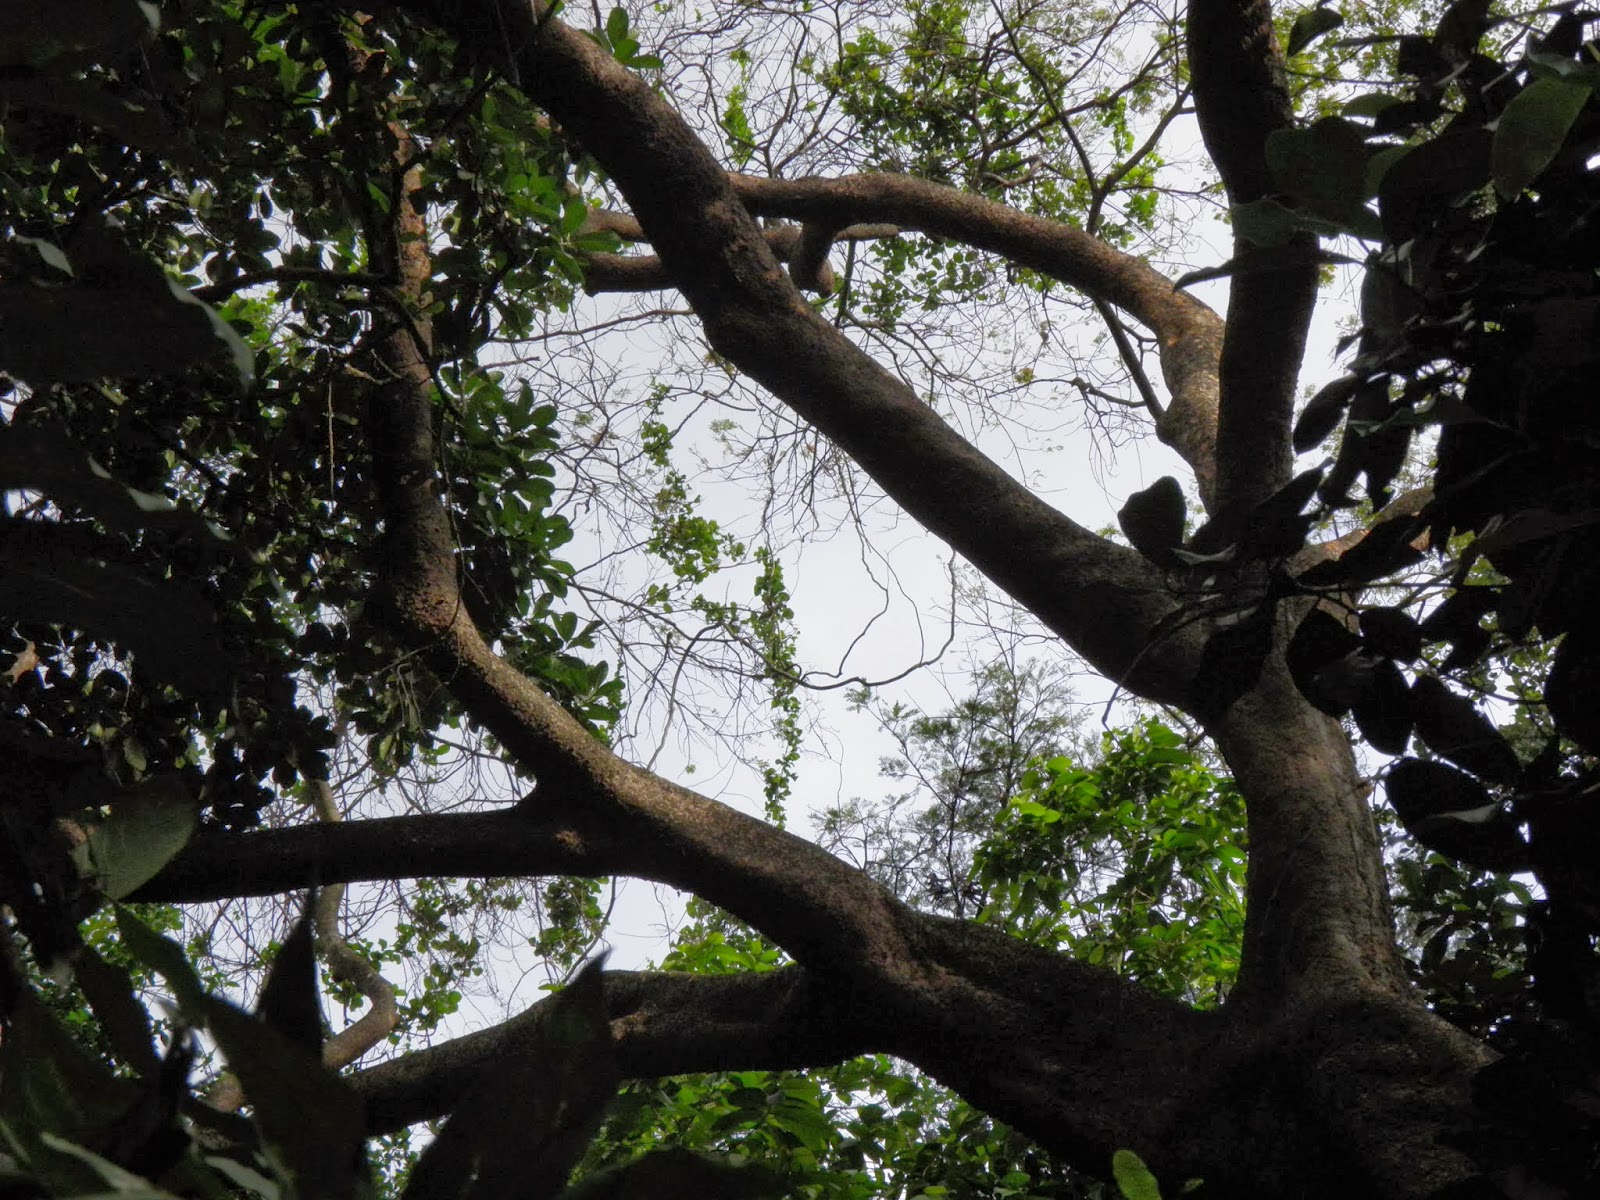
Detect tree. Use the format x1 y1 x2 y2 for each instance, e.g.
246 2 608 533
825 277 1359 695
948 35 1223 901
819 656 1086 919
3 1 1597 1197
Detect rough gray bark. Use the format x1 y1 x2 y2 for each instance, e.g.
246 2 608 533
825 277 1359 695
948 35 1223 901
141 1 1501 1195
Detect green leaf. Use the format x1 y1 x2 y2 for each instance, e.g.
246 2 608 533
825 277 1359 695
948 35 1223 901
203 1154 283 1200
204 1003 371 1200
75 776 197 900
401 957 617 1200
605 7 630 46
71 946 160 1074
1343 92 1404 119
0 550 230 697
560 196 590 236
1492 76 1592 198
1266 118 1381 230
1286 6 1343 57
0 990 138 1133
1228 198 1362 247
114 908 208 1014
119 910 370 1200
255 901 324 1056
14 235 72 275
1112 1148 1163 1200
564 1148 783 1200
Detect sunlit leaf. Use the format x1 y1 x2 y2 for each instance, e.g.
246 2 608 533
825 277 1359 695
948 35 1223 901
1492 77 1591 199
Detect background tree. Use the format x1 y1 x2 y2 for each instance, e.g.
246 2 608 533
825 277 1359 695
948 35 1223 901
4 1 1598 1198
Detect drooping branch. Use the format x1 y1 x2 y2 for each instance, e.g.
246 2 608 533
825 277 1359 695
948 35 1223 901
307 780 399 1071
1187 0 1319 514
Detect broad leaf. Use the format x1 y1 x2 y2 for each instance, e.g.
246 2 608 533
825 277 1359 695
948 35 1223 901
71 945 159 1074
1111 1149 1163 1200
1410 675 1520 784
1286 6 1343 58
1358 606 1422 663
74 775 197 900
1351 656 1412 755
255 900 324 1057
1492 77 1591 199
1297 517 1425 589
1287 608 1363 716
1546 634 1600 756
1293 375 1360 454
117 910 370 1200
401 956 617 1200
1384 759 1528 870
1117 477 1186 567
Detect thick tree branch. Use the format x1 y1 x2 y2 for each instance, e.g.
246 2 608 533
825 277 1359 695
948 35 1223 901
728 173 1223 502
1178 0 1406 1015
577 174 1224 501
351 967 874 1133
404 0 1206 705
346 942 1227 1191
142 794 1488 1195
1187 0 1319 514
579 216 896 296
328 8 1494 1195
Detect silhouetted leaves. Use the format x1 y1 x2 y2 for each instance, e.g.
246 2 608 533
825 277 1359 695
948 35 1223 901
117 908 371 1200
1351 655 1412 754
1196 605 1274 717
1374 126 1491 242
1385 759 1527 870
1293 375 1359 453
402 956 617 1200
1240 467 1323 559
1285 5 1343 57
1298 516 1425 589
1547 634 1600 756
1409 675 1520 785
1287 607 1363 716
1265 118 1381 235
0 549 230 697
256 900 324 1057
1359 606 1422 663
1117 476 1186 567
70 945 158 1074
0 227 252 388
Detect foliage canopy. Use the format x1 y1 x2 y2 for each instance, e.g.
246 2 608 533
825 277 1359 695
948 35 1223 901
4 1 1600 1198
